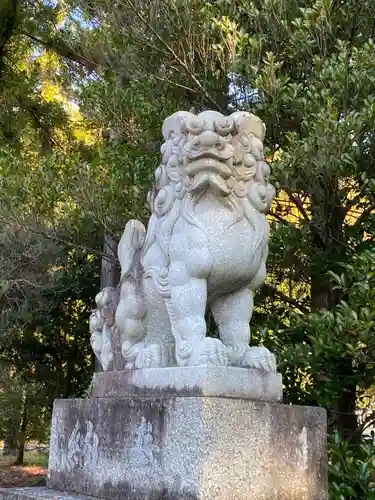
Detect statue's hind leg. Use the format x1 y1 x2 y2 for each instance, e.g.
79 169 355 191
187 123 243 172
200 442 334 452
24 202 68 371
117 277 175 369
116 280 147 369
211 286 276 372
138 277 176 367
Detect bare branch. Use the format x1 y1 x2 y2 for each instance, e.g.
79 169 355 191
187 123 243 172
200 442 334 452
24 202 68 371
0 217 118 265
20 31 100 72
285 188 311 223
262 284 310 314
122 0 223 111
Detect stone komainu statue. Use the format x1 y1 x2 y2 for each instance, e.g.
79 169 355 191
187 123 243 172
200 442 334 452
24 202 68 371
89 287 118 371
92 110 277 371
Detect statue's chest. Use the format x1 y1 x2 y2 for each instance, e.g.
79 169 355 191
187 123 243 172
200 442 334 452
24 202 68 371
205 218 262 276
193 196 266 284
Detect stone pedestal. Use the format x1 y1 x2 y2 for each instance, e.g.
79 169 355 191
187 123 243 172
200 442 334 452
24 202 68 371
0 368 328 500
90 366 283 401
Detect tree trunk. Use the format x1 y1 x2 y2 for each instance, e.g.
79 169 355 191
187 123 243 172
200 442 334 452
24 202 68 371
100 232 120 289
63 357 74 398
54 355 63 398
3 437 17 456
310 179 358 438
310 177 347 310
96 231 120 372
14 394 28 465
334 358 359 443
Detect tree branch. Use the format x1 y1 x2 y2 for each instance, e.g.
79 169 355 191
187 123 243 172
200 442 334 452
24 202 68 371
122 0 223 111
0 217 118 265
268 210 295 225
285 188 311 223
262 284 310 313
20 31 100 72
0 0 18 52
0 0 18 76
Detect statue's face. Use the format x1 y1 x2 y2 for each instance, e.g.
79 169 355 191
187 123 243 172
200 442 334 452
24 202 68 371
159 110 275 211
181 111 235 195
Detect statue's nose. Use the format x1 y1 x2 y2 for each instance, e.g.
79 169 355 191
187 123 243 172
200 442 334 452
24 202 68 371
191 131 226 151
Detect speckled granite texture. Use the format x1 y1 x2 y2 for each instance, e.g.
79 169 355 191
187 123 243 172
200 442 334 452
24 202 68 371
43 396 327 500
91 366 283 402
0 487 95 500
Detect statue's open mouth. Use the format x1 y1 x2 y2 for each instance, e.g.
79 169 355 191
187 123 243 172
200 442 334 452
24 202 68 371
184 155 234 196
183 151 234 180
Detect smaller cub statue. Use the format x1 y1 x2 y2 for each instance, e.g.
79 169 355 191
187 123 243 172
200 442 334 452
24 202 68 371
92 110 277 372
89 287 118 371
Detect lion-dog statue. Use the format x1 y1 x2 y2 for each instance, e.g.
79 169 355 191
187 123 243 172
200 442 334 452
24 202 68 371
94 110 277 372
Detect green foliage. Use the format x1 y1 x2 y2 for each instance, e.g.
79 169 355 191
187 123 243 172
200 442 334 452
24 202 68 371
0 370 50 449
271 249 375 440
329 432 375 499
0 372 23 449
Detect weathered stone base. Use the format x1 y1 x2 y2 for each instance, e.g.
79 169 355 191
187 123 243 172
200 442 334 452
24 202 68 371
42 395 327 500
0 487 95 500
91 366 283 402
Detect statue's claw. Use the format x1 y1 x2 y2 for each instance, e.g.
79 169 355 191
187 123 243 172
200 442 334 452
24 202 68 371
178 338 229 367
234 346 277 372
135 344 171 369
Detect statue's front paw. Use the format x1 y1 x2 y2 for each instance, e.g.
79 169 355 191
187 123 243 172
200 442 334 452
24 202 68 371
135 344 171 369
241 346 277 372
122 340 145 369
178 338 228 367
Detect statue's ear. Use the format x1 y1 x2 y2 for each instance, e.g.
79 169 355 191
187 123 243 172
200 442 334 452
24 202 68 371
230 112 265 141
162 111 195 140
